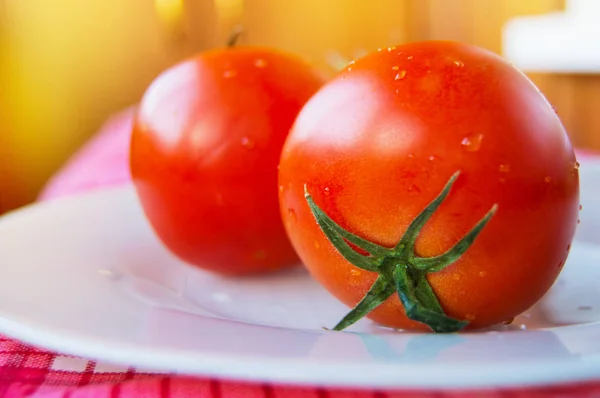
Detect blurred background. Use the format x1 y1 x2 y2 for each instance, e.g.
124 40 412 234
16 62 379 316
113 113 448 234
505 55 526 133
1 0 596 215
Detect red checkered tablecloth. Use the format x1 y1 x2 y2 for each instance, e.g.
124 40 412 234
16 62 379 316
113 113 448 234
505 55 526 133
1 107 599 397
4 334 600 397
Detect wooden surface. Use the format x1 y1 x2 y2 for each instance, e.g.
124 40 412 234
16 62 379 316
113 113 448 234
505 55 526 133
530 73 600 151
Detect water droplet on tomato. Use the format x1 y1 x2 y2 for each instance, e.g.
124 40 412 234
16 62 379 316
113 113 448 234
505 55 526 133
377 48 383 52
408 153 414 159
324 187 330 195
544 176 552 183
407 55 414 60
453 60 464 67
498 164 511 173
288 208 297 222
453 274 461 281
387 46 396 52
223 70 237 78
348 60 355 66
392 65 399 71
254 58 267 68
314 241 320 249
347 66 353 72
573 161 580 171
408 184 421 193
278 185 284 193
479 271 487 277
241 137 255 149
350 269 361 277
428 155 436 161
395 70 407 80
461 133 483 152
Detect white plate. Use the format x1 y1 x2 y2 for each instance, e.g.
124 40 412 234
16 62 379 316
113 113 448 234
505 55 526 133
1 162 600 390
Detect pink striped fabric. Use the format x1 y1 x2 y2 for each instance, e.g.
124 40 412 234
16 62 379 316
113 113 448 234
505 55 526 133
3 333 600 397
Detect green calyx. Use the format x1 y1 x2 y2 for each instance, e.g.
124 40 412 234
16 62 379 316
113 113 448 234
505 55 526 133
304 171 498 333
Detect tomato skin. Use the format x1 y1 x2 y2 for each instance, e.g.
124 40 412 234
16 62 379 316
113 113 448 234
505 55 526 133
279 41 580 331
131 47 325 275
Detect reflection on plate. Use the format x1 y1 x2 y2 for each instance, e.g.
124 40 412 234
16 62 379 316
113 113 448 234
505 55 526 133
0 158 599 389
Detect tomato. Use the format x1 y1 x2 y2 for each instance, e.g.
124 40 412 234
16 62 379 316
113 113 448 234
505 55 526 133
278 41 580 332
131 46 325 275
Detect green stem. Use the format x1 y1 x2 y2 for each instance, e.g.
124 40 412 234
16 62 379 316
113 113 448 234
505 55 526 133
394 265 468 333
410 204 498 272
305 187 389 271
412 271 444 313
305 171 497 333
332 275 395 331
395 171 460 254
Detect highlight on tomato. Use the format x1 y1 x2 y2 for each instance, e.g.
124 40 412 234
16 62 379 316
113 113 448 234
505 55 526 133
130 43 326 276
278 40 580 332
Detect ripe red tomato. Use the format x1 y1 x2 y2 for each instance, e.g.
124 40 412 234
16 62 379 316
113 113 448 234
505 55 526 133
279 41 580 332
131 47 325 275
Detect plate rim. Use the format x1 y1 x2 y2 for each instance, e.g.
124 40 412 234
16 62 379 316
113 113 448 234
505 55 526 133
3 305 600 390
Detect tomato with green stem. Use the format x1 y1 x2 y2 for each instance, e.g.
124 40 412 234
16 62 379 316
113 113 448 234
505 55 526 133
279 41 580 332
131 44 325 275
